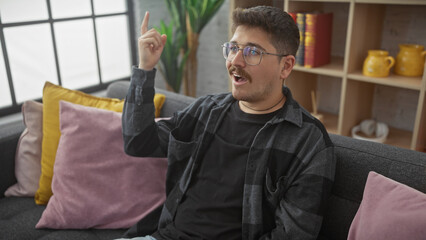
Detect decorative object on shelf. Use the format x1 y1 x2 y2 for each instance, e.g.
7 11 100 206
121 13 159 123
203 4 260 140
310 90 323 122
362 50 395 77
395 44 426 77
351 119 389 143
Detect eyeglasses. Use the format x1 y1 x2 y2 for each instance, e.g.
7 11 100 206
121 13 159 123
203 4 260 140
222 42 288 66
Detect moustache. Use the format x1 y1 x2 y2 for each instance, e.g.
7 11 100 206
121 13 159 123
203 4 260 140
228 65 252 82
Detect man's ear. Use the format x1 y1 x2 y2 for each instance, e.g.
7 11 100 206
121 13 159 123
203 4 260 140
280 55 295 80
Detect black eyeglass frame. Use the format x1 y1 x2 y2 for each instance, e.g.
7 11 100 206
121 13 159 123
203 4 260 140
222 42 289 66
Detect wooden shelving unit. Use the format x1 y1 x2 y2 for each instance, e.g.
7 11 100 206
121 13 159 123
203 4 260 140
293 56 345 77
229 0 426 152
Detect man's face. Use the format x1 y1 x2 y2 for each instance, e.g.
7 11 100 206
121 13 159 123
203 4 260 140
226 25 286 104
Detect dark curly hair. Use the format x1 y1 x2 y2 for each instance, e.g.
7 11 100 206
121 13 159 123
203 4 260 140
232 6 300 56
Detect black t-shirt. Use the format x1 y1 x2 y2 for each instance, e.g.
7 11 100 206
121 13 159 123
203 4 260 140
154 102 278 240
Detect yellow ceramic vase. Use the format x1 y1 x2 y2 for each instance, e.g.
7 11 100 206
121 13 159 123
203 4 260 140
363 50 395 78
395 44 426 77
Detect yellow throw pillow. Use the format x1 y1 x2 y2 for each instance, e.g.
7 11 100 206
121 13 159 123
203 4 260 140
35 82 165 205
154 93 166 118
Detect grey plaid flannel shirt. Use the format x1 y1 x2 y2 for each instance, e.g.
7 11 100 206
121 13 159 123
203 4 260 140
122 67 335 240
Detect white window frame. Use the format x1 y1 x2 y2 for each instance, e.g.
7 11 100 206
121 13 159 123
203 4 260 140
0 0 137 116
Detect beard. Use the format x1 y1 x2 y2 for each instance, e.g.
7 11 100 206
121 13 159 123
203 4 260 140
228 65 275 103
234 84 275 103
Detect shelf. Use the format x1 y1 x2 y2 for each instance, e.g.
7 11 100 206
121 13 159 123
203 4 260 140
232 0 426 151
355 0 426 5
347 71 423 91
293 56 344 78
319 111 339 134
383 127 412 150
290 0 350 2
350 126 412 150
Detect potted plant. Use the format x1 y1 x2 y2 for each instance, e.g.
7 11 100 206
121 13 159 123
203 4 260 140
161 0 225 96
183 0 225 97
156 20 189 93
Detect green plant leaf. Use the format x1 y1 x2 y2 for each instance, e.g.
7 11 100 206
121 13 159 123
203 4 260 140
154 18 189 92
200 0 208 18
159 0 224 92
183 0 225 33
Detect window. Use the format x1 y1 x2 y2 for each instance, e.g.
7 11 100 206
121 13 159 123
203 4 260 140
0 0 136 116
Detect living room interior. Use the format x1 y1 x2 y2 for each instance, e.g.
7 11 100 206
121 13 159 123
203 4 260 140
1 0 426 151
1 0 426 240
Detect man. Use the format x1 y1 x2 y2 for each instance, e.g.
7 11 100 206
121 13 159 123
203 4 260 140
120 6 335 240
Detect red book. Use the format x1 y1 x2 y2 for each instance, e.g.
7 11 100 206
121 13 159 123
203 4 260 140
289 12 297 23
304 12 333 68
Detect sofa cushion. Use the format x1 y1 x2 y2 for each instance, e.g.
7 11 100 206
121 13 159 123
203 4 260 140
36 82 125 205
5 101 43 197
0 197 125 240
0 121 25 198
36 82 166 205
36 101 167 229
348 171 426 240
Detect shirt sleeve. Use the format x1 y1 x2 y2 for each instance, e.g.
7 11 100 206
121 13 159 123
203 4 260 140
122 66 173 158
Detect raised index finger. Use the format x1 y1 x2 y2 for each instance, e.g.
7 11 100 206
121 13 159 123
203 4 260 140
141 11 149 35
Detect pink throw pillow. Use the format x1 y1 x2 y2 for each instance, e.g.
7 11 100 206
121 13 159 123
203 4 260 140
348 171 426 240
36 101 167 229
5 101 43 197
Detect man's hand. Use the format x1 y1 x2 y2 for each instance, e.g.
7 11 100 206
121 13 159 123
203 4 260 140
138 11 167 71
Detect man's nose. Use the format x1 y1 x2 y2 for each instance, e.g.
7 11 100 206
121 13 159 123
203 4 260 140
231 50 246 67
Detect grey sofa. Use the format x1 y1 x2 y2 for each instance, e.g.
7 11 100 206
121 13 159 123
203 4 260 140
1 80 426 240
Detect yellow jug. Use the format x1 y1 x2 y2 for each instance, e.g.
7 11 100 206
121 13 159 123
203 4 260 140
363 50 395 78
395 44 426 77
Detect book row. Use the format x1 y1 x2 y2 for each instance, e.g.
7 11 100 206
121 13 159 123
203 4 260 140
289 12 333 68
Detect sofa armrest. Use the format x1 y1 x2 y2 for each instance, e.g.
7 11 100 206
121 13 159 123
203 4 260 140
0 121 25 198
106 80 130 100
155 88 195 117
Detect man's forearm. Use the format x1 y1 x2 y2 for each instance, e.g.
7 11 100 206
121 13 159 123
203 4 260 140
122 66 160 157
